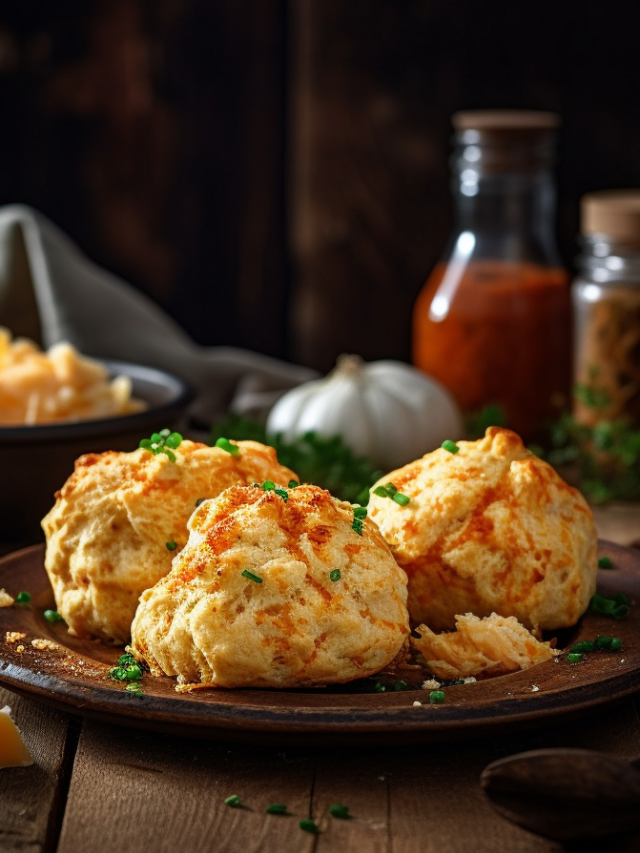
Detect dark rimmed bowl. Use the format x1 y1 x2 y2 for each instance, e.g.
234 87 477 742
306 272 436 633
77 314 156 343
0 360 195 547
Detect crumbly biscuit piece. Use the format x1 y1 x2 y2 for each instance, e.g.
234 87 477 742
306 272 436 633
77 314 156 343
131 483 409 688
413 612 557 679
42 440 297 643
368 427 598 632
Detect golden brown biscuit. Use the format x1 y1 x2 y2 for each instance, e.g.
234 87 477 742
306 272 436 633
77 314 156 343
131 483 409 688
368 427 597 632
413 612 557 680
42 439 297 643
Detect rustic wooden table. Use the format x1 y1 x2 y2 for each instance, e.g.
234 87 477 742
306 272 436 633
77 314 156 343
2 505 640 853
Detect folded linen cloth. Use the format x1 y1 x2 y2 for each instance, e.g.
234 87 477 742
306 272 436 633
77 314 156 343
0 205 317 424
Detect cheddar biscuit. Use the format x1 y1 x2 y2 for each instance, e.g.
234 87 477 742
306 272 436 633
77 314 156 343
42 440 297 643
131 483 409 688
368 427 598 632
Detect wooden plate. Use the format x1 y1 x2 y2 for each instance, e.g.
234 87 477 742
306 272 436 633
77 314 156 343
1 543 639 745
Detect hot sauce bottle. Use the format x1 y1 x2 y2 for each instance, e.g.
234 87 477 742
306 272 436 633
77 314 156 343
413 111 571 442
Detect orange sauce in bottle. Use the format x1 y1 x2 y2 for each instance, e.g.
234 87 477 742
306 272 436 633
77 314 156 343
413 259 571 441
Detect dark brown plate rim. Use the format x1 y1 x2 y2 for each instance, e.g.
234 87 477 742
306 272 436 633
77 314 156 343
1 542 639 744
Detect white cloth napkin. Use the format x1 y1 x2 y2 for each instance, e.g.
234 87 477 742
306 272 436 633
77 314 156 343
0 205 317 424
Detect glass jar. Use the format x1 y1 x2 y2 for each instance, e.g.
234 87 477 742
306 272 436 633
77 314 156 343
572 191 640 428
412 110 571 442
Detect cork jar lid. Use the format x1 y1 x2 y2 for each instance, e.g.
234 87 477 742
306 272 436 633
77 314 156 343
451 110 560 172
452 110 560 134
582 190 640 244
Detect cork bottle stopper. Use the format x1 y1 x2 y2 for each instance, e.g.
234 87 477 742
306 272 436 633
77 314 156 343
582 190 640 244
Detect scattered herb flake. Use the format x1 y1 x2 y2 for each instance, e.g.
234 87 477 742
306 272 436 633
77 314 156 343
329 804 350 819
598 556 613 569
429 690 446 704
215 437 240 456
166 540 178 551
43 609 64 624
266 804 287 815
330 569 341 582
299 819 319 834
441 440 459 454
14 591 30 605
225 795 241 808
241 569 263 584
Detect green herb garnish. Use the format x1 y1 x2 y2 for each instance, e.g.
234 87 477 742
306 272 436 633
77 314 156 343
288 479 299 488
589 592 629 619
598 557 613 569
441 439 459 454
374 682 386 693
241 569 263 584
372 482 410 506
429 690 445 704
139 429 183 462
274 488 288 501
215 436 240 455
125 682 144 696
210 414 383 504
262 480 275 491
14 591 30 605
299 819 319 834
352 505 367 535
567 652 583 664
166 540 178 551
569 641 595 654
225 795 241 808
330 569 341 582
329 804 350 819
266 804 287 815
393 680 409 691
594 635 623 652
43 609 64 624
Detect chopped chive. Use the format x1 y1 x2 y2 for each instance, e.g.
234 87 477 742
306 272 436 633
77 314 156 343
14 591 31 605
215 437 240 456
569 641 595 654
166 540 178 551
372 482 409 505
44 609 64 624
262 480 275 491
125 682 144 696
288 480 299 488
374 682 386 693
274 488 289 502
393 680 409 691
299 819 319 834
567 652 583 664
329 804 350 819
441 439 459 454
241 569 263 584
118 653 136 666
225 795 241 808
124 664 143 681
330 569 341 582
392 492 410 506
594 635 623 652
139 429 182 459
589 592 629 619
109 666 127 681
598 556 613 569
429 690 446 704
352 517 364 535
353 506 368 519
266 804 287 815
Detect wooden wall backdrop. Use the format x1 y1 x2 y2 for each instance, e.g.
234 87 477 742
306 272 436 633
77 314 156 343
0 0 639 375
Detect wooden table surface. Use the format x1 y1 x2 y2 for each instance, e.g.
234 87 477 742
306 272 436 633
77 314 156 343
3 505 640 853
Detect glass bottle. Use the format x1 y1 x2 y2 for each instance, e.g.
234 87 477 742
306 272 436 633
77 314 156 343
572 190 640 428
412 110 571 442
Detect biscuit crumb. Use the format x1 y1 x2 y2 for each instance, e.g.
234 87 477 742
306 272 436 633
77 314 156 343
31 638 62 651
5 632 26 644
0 589 14 607
421 678 441 690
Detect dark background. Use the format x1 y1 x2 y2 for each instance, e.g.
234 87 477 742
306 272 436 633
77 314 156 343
0 0 638 373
